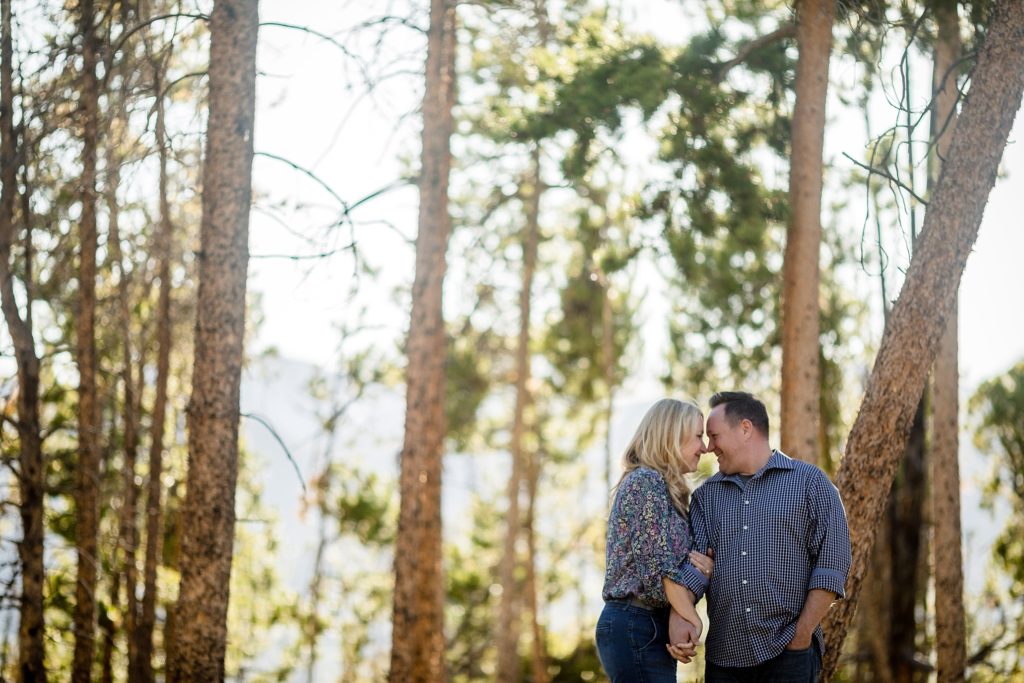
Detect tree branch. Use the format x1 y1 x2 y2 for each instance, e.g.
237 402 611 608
716 23 797 81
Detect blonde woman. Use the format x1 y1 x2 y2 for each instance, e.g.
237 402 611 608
596 398 713 682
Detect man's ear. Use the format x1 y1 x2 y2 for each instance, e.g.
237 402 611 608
741 418 753 440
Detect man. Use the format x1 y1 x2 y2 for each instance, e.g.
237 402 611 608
669 391 851 681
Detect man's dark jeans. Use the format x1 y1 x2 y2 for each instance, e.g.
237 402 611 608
595 600 677 683
705 642 821 683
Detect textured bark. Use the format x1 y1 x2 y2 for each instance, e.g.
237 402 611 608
166 1 258 680
930 2 966 679
780 0 835 465
820 1 1024 675
136 66 172 683
388 0 455 680
0 2 46 679
496 149 542 683
72 0 103 678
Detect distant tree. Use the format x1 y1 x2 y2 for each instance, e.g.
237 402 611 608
780 0 836 464
167 0 259 679
0 0 47 678
389 0 456 679
71 0 103 678
929 2 966 680
820 0 1024 674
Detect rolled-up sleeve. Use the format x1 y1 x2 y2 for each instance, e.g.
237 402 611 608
679 489 710 599
620 470 690 600
806 470 852 598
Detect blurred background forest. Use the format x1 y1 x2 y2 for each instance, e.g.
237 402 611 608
0 0 1023 681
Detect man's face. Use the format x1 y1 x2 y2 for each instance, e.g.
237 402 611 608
706 404 742 475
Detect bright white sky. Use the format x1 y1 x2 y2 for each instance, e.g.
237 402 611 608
249 0 1024 398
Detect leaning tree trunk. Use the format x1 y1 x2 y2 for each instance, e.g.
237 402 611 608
496 148 542 683
166 1 258 680
0 2 46 679
72 0 103 679
136 62 173 683
930 1 966 679
820 0 1024 676
780 0 835 465
388 0 456 680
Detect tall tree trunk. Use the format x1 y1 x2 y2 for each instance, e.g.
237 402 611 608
72 0 103 678
820 0 1024 675
780 0 835 464
388 0 456 679
930 2 966 679
496 148 543 683
136 66 172 683
166 1 259 679
0 2 46 679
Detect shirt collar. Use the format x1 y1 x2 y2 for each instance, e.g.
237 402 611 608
707 449 793 485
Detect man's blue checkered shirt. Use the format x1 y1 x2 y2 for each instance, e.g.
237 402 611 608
681 450 851 668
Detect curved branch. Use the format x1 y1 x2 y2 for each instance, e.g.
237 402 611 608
716 23 797 81
241 412 306 495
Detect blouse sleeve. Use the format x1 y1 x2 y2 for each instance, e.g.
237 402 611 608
617 469 691 600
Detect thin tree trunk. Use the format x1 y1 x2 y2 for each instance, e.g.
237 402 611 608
889 399 926 683
496 148 542 683
780 0 835 464
0 2 46 680
930 2 966 679
136 65 172 683
858 518 894 683
388 0 455 680
105 130 145 680
72 0 103 677
525 446 549 683
820 1 1024 675
166 1 259 679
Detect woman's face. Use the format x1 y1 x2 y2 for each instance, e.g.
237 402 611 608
680 416 707 473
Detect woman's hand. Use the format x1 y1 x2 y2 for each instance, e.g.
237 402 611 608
666 610 700 663
689 548 714 579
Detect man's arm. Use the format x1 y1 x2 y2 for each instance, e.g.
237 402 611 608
786 588 836 650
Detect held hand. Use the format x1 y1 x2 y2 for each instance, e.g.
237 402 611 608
666 610 701 663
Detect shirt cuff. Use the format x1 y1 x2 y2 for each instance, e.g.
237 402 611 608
808 568 846 598
680 563 709 599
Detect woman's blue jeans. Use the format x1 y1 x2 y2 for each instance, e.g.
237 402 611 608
595 600 677 683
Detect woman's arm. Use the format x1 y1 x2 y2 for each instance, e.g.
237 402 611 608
662 578 702 635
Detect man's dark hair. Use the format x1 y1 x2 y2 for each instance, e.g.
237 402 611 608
709 391 769 437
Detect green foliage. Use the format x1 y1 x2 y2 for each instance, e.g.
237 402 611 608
969 361 1024 677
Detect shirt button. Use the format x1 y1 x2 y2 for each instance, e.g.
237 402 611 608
742 580 748 585
744 500 750 504
743 525 749 530
741 551 747 556
746 607 751 613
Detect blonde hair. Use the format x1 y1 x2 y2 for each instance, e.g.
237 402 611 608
617 398 702 515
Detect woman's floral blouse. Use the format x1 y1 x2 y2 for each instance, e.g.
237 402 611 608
602 466 693 607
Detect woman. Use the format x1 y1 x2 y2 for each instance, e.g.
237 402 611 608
596 398 712 682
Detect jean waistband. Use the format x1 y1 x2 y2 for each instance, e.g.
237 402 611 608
606 596 666 612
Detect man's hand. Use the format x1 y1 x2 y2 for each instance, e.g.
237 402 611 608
666 610 700 663
785 626 814 651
